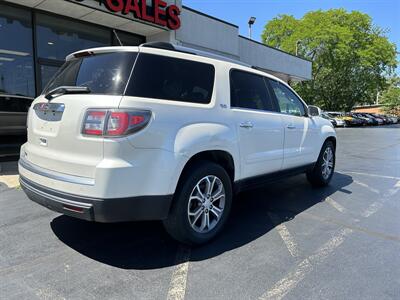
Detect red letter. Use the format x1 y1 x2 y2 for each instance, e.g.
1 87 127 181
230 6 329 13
105 0 124 12
154 0 167 27
167 5 181 30
141 0 155 22
124 0 141 18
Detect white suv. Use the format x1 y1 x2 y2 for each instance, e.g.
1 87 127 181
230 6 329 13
19 42 336 245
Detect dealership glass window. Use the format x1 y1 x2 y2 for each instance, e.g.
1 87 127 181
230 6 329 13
40 64 60 91
36 14 110 61
0 4 35 112
112 30 145 46
36 13 110 91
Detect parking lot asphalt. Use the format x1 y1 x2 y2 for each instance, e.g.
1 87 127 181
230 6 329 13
1 124 400 300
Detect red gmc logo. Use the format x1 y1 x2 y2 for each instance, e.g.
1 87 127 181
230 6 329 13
103 0 181 30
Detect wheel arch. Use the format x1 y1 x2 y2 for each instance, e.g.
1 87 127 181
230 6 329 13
178 150 236 185
324 136 337 150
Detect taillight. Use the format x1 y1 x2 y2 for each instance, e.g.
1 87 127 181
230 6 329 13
82 109 151 137
107 112 129 136
83 111 106 136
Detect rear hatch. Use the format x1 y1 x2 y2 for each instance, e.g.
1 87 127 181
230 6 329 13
24 50 138 178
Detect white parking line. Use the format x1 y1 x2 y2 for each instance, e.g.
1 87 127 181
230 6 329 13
268 213 299 258
385 181 400 197
167 245 191 300
360 180 400 218
259 228 353 300
353 180 380 194
325 197 346 213
340 171 400 181
361 201 383 218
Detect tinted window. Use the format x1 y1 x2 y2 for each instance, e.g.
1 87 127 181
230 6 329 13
44 52 137 95
126 53 215 104
230 70 275 111
269 80 306 116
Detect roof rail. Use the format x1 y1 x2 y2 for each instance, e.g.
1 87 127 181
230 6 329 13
140 42 197 55
140 42 176 51
139 42 250 68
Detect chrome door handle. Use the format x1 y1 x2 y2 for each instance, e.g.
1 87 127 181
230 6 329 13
286 124 296 129
240 121 254 129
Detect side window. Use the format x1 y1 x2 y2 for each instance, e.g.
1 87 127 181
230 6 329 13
230 70 275 111
126 53 215 104
268 80 306 116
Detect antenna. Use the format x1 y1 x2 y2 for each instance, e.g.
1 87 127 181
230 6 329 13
113 29 123 46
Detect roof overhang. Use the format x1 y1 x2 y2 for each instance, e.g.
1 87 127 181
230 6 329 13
3 0 182 36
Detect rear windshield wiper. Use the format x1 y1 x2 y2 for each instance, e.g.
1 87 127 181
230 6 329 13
45 86 91 101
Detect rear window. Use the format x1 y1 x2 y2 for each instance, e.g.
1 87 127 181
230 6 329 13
126 53 215 104
44 52 138 95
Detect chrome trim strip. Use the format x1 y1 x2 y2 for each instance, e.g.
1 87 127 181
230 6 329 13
19 158 95 186
20 177 93 209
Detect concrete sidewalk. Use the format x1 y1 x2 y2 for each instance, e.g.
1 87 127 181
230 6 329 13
0 161 19 191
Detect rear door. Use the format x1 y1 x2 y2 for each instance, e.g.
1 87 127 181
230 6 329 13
230 70 284 179
24 51 137 178
267 79 319 169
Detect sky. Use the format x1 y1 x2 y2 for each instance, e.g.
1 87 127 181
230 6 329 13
183 0 400 73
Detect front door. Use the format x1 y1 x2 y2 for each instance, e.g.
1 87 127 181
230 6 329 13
267 79 318 169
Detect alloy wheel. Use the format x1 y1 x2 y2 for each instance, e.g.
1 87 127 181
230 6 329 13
187 175 226 234
321 147 334 179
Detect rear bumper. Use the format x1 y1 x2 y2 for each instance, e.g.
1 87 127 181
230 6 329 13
20 175 173 222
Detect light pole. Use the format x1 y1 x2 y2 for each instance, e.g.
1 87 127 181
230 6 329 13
248 17 256 39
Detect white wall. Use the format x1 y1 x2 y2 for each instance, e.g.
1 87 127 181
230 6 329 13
174 7 312 81
238 37 312 81
175 8 240 59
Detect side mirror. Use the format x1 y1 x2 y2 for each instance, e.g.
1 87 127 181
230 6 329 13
308 105 322 117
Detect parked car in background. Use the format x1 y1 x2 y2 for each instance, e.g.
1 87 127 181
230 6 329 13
324 113 345 127
327 112 362 127
351 113 376 126
388 115 399 124
321 113 337 127
326 112 352 126
364 113 384 125
348 113 369 126
371 114 389 125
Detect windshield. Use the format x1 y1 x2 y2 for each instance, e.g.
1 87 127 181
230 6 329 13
43 52 138 95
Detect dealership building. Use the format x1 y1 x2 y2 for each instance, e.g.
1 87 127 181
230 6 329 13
0 0 311 124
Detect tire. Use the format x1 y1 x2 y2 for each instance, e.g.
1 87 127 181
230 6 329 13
307 140 335 187
163 161 233 245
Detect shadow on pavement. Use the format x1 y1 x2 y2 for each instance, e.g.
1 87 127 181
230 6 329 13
51 172 353 270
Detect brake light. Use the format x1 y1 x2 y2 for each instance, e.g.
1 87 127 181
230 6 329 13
82 109 151 137
107 112 129 136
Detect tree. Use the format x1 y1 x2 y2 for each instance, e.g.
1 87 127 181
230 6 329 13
380 77 400 115
262 9 398 111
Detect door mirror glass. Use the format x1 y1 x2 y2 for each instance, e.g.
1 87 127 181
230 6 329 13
308 105 322 117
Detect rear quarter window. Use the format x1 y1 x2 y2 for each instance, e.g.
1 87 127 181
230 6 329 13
126 53 215 104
